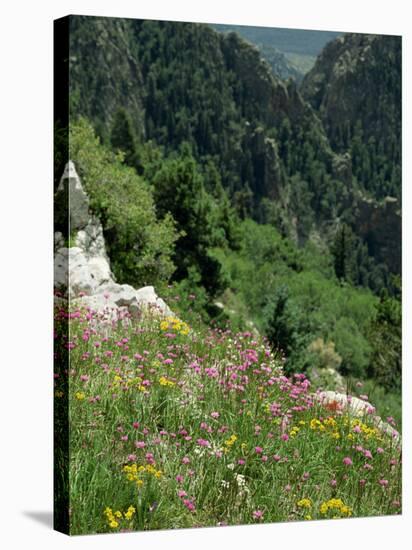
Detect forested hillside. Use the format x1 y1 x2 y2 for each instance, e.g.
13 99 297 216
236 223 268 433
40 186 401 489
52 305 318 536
63 15 401 415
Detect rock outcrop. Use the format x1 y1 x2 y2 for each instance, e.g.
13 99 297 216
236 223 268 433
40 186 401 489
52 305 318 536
317 390 400 444
353 194 401 274
54 161 173 318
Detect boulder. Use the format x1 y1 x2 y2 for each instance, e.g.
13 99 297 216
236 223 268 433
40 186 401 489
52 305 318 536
54 247 112 297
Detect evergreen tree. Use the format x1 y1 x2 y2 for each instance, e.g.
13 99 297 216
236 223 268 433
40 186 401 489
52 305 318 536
331 224 354 282
367 281 402 390
110 108 141 171
151 143 226 297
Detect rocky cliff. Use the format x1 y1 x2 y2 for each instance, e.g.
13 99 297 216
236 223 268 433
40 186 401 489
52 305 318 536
301 33 401 156
54 161 173 319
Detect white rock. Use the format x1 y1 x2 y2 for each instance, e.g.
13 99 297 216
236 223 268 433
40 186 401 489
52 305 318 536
54 161 175 320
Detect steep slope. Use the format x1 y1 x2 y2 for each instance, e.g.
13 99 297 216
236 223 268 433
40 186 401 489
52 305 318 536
301 33 401 200
301 33 402 274
69 16 342 229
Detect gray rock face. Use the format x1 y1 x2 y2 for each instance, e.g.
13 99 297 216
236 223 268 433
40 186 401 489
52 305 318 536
54 161 173 319
353 194 401 274
57 160 90 231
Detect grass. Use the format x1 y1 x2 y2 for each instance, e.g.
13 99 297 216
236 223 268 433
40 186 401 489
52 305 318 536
54 296 402 535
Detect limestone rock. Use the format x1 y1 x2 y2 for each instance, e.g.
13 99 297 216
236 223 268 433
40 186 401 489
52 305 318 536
56 160 90 231
54 161 174 320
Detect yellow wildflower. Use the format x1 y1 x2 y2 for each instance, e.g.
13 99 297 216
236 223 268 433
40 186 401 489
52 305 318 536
297 498 312 509
109 520 119 528
159 376 176 387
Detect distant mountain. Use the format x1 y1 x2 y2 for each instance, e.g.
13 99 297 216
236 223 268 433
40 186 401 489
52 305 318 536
210 24 342 79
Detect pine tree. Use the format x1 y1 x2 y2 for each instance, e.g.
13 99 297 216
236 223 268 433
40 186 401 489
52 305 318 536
110 108 140 171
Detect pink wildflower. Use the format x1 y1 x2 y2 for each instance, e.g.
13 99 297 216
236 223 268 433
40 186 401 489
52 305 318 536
343 457 353 466
252 510 264 520
134 441 146 449
183 499 196 512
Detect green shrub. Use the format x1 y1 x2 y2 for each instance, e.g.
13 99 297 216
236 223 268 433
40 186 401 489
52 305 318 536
69 118 179 288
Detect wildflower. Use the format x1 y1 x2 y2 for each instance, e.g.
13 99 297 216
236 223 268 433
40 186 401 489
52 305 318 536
75 392 85 400
252 510 264 520
178 490 187 498
281 434 289 442
127 454 136 462
109 520 119 528
210 411 220 419
297 498 312 509
183 498 196 512
273 454 281 462
182 456 190 465
379 479 389 488
319 498 352 517
134 441 146 449
255 446 263 454
124 506 135 521
80 374 90 382
343 457 353 466
196 438 210 447
159 376 176 387
330 479 337 488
